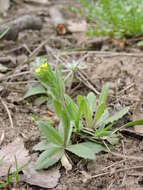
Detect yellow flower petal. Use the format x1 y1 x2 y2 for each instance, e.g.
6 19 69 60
41 62 48 69
35 67 41 73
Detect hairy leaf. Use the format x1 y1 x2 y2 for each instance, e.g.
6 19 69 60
65 94 77 121
61 110 73 146
113 119 143 134
24 83 46 98
33 141 60 151
104 107 129 125
67 141 105 159
87 92 96 114
37 121 63 145
94 103 106 127
35 147 64 170
83 98 92 128
53 100 62 118
98 83 109 106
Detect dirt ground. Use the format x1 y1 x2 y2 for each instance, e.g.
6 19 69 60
1 1 143 190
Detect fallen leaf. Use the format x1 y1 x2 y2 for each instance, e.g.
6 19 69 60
22 162 60 188
0 0 10 15
61 154 72 172
0 73 5 80
0 64 8 73
0 137 30 177
49 7 67 35
81 171 92 183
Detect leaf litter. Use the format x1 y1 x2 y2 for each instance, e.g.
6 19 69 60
0 137 61 188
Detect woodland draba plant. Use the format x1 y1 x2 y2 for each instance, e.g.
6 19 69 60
25 57 143 170
32 58 105 170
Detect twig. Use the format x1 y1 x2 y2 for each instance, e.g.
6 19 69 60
107 180 115 190
61 50 143 58
0 97 14 128
77 70 100 95
91 165 143 179
2 71 31 81
28 40 49 62
110 151 143 161
117 83 135 95
2 80 37 85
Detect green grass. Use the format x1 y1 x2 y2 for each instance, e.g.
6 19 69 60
76 0 143 38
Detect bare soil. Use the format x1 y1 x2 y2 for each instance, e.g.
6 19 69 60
1 1 143 190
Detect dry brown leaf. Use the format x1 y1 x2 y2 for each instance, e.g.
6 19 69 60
61 154 72 172
22 162 60 188
0 0 10 15
49 6 67 35
0 137 30 177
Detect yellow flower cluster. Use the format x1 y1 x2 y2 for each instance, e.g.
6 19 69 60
35 62 48 74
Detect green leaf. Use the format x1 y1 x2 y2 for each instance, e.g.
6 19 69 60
61 110 73 145
0 27 9 39
87 92 96 114
137 40 143 47
33 141 49 151
37 121 63 145
24 83 46 98
95 129 111 137
58 121 64 140
106 134 119 145
77 95 84 106
83 98 92 128
35 147 64 170
82 141 106 153
53 100 62 118
75 100 84 130
67 141 105 160
98 83 109 106
104 107 129 125
33 141 60 151
94 103 106 127
95 109 109 127
34 96 48 106
55 68 65 101
122 119 143 128
65 94 77 121
113 119 143 134
67 142 96 160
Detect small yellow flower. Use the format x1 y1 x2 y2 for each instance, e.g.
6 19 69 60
35 67 41 73
41 62 48 69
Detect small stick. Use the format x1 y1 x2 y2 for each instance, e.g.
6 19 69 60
2 71 31 81
0 97 14 128
61 50 143 58
77 71 100 95
91 165 143 179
